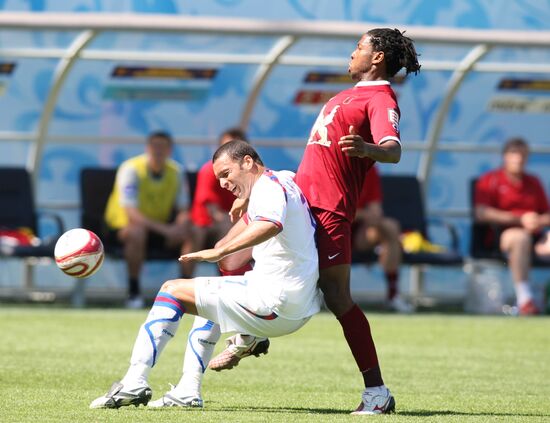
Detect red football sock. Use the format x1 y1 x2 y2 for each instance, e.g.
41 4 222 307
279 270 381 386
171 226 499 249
385 271 398 300
338 304 384 387
218 262 253 276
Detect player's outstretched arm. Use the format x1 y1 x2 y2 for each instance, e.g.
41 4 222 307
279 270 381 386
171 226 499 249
179 220 280 263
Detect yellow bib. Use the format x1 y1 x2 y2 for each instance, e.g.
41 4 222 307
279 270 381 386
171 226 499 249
105 154 181 230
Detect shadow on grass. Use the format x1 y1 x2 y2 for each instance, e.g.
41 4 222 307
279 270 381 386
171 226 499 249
400 409 550 418
220 406 350 415
148 405 349 415
147 406 550 418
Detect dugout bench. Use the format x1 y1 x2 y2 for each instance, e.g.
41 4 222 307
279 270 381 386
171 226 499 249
0 167 65 300
352 175 464 307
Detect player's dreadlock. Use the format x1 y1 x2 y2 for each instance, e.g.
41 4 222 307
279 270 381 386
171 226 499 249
367 28 421 77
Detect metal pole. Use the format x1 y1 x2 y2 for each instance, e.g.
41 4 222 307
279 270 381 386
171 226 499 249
417 44 491 193
240 35 297 130
26 29 98 188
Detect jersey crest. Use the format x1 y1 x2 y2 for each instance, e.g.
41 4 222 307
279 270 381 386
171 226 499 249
307 105 340 147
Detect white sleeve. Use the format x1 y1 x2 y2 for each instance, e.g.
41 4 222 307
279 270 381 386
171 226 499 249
248 178 287 230
117 164 139 208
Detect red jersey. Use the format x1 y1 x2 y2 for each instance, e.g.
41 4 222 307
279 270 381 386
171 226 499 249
295 81 400 222
474 168 550 217
190 160 235 227
357 165 382 208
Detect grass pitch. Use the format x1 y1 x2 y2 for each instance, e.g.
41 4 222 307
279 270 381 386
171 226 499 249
1 307 549 422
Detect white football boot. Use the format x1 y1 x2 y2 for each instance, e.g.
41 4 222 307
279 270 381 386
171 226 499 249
351 385 395 415
148 385 203 408
388 295 415 314
90 381 152 409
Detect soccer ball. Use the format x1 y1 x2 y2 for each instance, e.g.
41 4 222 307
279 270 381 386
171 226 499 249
54 228 104 278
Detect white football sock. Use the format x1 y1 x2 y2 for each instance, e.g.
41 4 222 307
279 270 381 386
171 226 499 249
515 281 533 306
173 317 221 397
121 292 186 388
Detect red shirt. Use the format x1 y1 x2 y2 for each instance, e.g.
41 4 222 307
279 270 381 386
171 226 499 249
190 161 235 227
357 165 382 208
295 81 400 222
475 168 550 217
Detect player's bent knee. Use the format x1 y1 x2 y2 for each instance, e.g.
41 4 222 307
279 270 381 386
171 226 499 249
159 278 196 305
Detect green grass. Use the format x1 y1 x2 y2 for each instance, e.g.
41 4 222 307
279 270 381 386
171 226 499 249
1 307 549 422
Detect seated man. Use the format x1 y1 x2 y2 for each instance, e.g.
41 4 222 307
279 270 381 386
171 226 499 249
353 165 412 313
104 131 192 308
186 127 248 275
90 140 321 409
474 137 550 315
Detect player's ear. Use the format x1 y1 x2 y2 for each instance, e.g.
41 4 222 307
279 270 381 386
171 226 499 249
372 50 384 64
242 155 254 170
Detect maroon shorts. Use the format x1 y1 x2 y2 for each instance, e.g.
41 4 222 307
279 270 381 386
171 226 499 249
311 207 352 269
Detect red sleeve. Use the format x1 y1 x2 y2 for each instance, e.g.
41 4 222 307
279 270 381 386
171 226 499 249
357 166 382 208
190 162 218 226
474 172 497 207
367 91 400 145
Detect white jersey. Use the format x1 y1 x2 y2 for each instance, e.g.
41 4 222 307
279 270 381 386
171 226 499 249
245 169 321 320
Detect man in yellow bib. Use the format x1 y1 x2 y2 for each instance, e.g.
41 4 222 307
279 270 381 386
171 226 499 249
105 131 192 308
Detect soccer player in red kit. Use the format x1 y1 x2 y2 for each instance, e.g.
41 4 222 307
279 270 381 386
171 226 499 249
294 28 420 414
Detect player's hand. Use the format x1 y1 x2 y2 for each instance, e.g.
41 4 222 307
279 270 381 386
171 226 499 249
179 248 223 263
520 211 541 233
338 126 366 157
229 198 249 223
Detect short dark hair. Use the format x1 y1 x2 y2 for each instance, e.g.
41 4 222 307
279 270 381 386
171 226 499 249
212 139 264 166
147 131 173 146
503 137 529 154
220 127 248 143
366 28 421 77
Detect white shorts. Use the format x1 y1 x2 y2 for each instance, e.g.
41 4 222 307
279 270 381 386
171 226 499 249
194 276 310 338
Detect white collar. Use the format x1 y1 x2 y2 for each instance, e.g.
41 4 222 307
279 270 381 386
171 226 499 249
355 80 390 87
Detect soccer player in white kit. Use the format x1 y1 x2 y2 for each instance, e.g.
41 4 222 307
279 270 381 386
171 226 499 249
90 140 321 409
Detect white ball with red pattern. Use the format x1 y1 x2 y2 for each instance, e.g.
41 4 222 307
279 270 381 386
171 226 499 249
54 228 104 278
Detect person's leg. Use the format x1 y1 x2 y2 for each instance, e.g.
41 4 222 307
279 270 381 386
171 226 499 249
315 209 393 414
90 281 190 409
318 264 382 385
500 227 537 313
118 224 147 306
376 218 412 313
148 315 220 408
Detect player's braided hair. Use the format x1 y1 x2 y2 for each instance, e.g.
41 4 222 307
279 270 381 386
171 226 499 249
367 28 421 77
213 139 264 166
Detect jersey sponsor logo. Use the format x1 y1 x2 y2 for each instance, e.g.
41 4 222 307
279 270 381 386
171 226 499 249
328 252 341 260
307 105 340 147
387 108 399 132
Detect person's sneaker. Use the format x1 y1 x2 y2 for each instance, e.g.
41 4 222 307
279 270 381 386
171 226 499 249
519 299 540 316
125 295 145 309
148 390 203 408
388 296 414 314
89 381 152 409
208 334 269 371
351 385 395 415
